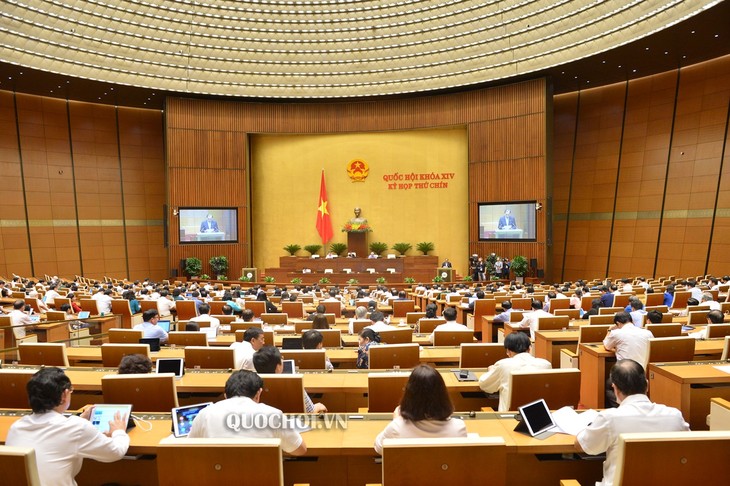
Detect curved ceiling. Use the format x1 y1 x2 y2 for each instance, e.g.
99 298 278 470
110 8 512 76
0 0 724 99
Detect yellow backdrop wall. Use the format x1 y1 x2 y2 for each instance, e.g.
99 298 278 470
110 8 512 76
251 128 469 276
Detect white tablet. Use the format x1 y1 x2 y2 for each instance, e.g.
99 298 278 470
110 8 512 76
172 402 213 437
282 359 295 374
156 358 185 378
90 404 132 434
517 399 557 438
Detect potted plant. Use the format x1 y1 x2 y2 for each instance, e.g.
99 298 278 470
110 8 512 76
432 276 444 283
283 244 301 256
376 277 387 284
511 255 529 283
416 241 435 255
369 241 388 256
184 257 202 278
200 273 210 280
239 275 251 282
392 242 412 256
304 244 323 257
404 277 416 284
319 277 331 284
462 275 473 282
264 276 275 283
485 253 500 279
209 256 229 281
290 277 303 284
347 278 359 285
329 242 347 257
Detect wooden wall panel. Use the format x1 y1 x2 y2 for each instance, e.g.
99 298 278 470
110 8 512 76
553 55 730 280
0 91 165 281
167 78 548 280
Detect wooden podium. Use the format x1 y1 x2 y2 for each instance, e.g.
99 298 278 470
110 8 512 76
347 232 368 258
240 268 258 281
436 267 455 282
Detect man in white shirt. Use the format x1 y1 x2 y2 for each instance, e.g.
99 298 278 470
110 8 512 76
44 284 63 306
6 367 129 486
686 280 704 302
9 299 35 339
518 300 553 339
188 303 221 332
133 309 169 344
429 307 467 344
365 311 396 332
230 327 266 370
156 290 176 317
699 292 721 311
603 312 653 369
188 369 306 455
575 359 689 486
92 289 113 315
478 333 551 412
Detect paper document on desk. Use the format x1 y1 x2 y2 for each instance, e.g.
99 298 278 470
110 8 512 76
551 407 599 436
713 365 730 375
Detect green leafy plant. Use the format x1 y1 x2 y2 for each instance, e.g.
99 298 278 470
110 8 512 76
404 277 416 284
347 278 359 285
184 257 202 277
264 276 275 283
462 275 473 282
376 277 387 284
329 242 348 256
283 244 301 256
304 244 323 256
485 253 500 277
432 276 444 283
291 277 303 284
369 241 388 256
200 273 210 280
511 255 529 277
216 275 227 281
319 277 331 284
209 256 229 278
416 241 435 255
239 275 251 282
392 242 412 256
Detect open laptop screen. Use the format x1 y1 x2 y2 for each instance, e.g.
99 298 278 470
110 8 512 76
157 320 171 332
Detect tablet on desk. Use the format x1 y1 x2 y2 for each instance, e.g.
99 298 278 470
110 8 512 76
77 311 90 319
90 404 132 434
156 358 185 378
515 399 557 439
172 402 213 437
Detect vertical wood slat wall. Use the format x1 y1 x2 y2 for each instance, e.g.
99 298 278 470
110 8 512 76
166 78 548 280
0 91 165 280
552 55 730 281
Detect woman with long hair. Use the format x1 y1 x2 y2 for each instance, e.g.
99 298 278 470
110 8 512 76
374 364 466 454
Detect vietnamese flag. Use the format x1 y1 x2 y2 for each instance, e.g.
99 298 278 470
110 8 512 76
316 170 334 245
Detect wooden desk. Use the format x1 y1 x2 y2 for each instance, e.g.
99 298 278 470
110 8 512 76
0 410 602 486
648 362 730 431
32 321 70 343
578 340 726 410
534 330 580 367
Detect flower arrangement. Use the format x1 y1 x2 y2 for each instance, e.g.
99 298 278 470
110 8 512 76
342 222 372 232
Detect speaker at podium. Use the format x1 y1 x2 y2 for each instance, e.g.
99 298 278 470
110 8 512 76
436 267 455 282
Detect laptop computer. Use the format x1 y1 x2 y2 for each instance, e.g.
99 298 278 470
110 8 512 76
77 311 90 319
514 399 558 439
139 337 161 352
157 319 171 333
282 337 303 350
156 358 185 378
171 402 213 437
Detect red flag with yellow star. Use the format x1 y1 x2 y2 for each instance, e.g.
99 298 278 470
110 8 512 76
316 170 334 245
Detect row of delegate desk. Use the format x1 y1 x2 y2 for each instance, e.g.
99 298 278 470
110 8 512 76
0 409 604 486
